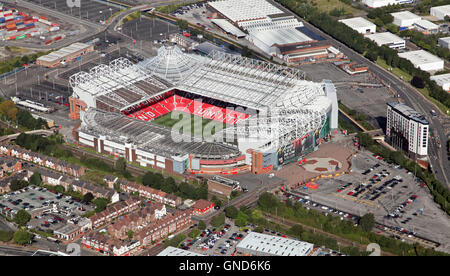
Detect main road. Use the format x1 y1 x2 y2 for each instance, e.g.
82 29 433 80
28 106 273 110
270 0 450 188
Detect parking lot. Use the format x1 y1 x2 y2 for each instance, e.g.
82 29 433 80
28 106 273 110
181 220 246 256
0 185 93 220
24 0 122 25
299 62 397 130
120 16 179 42
285 150 450 253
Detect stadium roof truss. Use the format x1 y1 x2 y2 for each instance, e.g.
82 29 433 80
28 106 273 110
178 51 306 111
69 57 169 110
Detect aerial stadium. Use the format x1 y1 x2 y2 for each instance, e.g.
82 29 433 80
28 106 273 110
69 45 338 175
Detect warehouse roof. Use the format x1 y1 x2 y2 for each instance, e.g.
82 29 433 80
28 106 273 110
398 50 443 65
430 73 450 86
236 232 314 256
37 42 91 63
250 27 313 48
208 0 283 22
391 11 421 21
430 4 450 15
414 19 438 29
157 246 203 256
211 18 246 37
365 32 404 46
338 17 375 30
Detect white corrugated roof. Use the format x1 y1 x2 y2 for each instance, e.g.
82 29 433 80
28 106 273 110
391 11 421 20
398 50 443 65
236 232 314 256
339 17 376 29
211 18 246 37
250 28 312 47
414 19 438 29
208 0 283 22
366 32 404 46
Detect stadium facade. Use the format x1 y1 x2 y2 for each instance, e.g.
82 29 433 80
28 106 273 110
69 45 338 175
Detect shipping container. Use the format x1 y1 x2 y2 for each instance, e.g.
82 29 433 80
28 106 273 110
44 40 52 45
53 36 62 41
15 34 26 40
0 18 5 23
25 23 34 28
39 18 50 25
40 16 49 20
16 21 24 25
6 23 15 28
49 26 59 32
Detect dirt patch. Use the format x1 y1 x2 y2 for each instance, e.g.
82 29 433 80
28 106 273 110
314 167 328 172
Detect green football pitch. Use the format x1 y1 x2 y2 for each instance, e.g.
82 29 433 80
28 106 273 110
152 111 228 136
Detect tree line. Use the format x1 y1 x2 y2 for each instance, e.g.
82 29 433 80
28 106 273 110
257 192 448 256
141 171 208 200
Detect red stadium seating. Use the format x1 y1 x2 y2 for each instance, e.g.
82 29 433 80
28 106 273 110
127 95 250 124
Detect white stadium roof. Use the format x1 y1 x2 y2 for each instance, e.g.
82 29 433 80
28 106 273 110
140 45 202 84
208 0 283 23
73 44 334 150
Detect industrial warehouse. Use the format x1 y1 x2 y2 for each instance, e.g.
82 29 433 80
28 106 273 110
69 44 338 176
206 0 342 63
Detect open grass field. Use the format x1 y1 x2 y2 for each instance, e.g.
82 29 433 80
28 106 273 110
307 0 360 15
152 110 228 137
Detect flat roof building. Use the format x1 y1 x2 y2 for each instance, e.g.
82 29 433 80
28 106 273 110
362 0 414 8
430 73 450 92
391 11 421 28
386 102 429 158
413 19 439 34
438 37 450 49
338 17 376 34
207 0 283 23
398 50 444 72
157 246 203 256
36 42 94 67
365 32 405 49
430 4 450 20
236 232 314 256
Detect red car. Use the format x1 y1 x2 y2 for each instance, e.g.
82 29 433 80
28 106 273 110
347 191 354 196
281 235 287 238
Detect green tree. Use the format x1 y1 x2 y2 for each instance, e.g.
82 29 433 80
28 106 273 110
10 179 29 191
128 230 134 240
211 213 225 228
29 171 42 186
93 198 109 213
360 213 375 232
197 220 206 230
254 226 264 233
14 210 31 227
115 157 127 174
235 211 249 227
82 192 94 204
225 206 238 219
188 228 201 239
13 230 33 245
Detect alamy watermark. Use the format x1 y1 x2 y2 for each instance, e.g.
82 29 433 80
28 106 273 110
66 0 81 8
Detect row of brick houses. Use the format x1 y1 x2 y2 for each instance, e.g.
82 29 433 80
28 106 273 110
81 209 193 256
107 203 166 240
89 197 141 229
0 144 86 177
24 166 115 199
135 209 193 247
119 180 183 207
